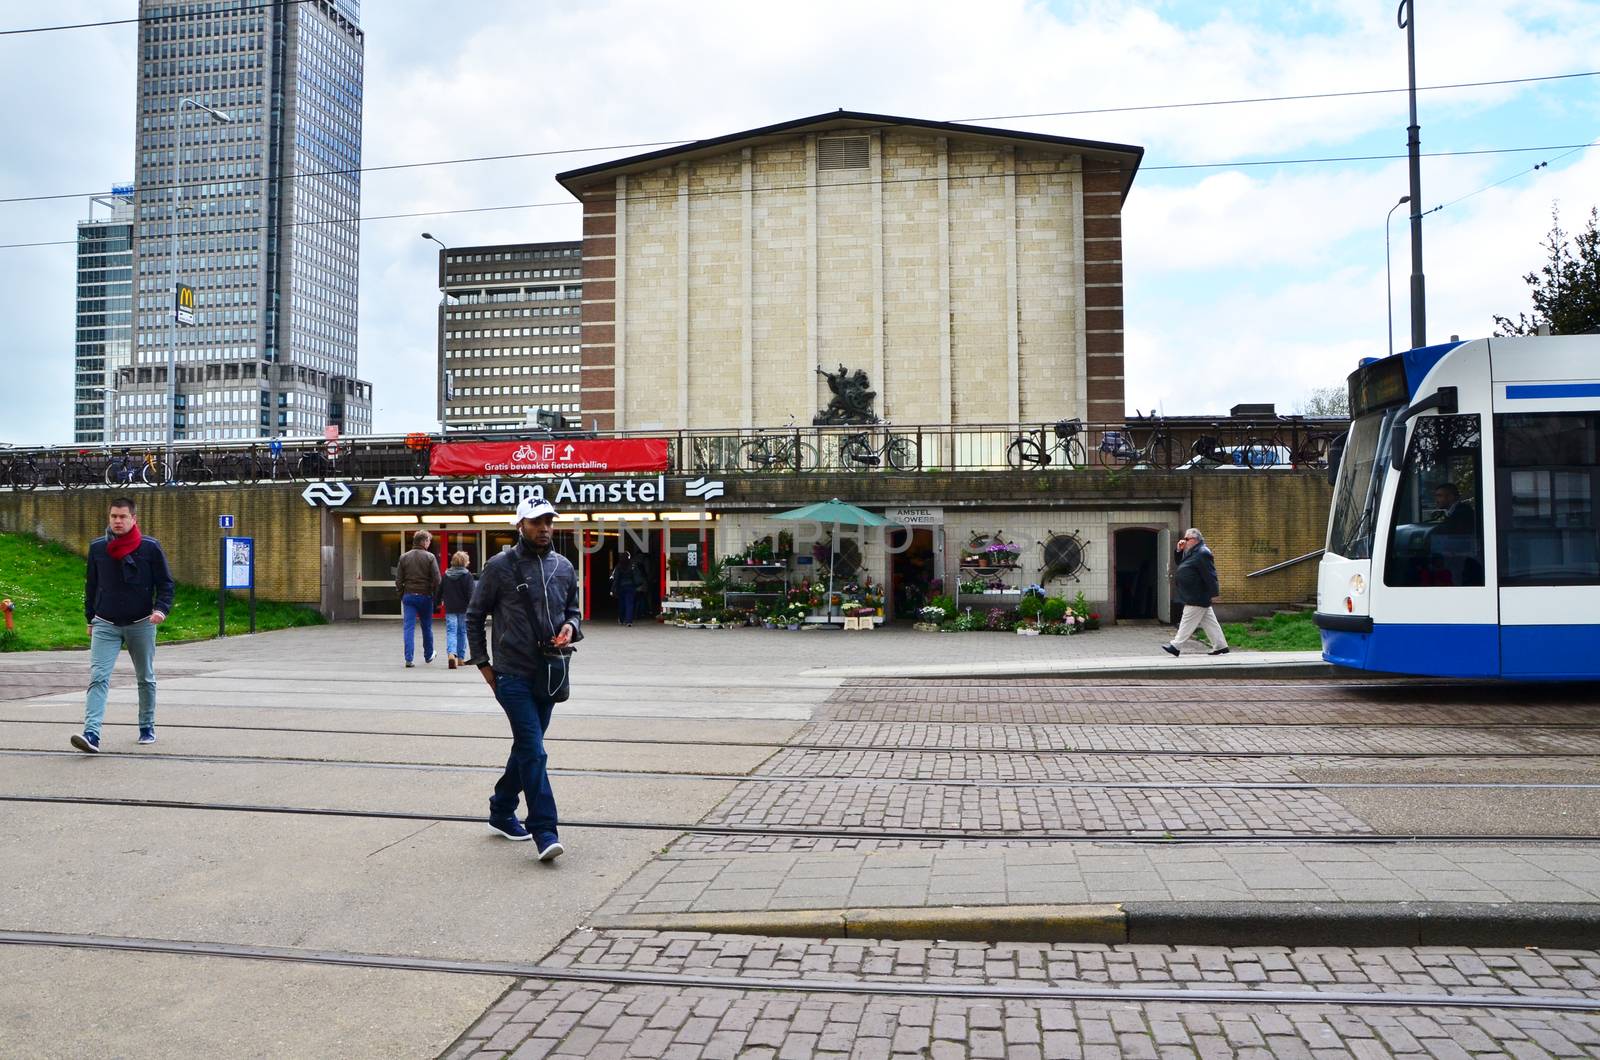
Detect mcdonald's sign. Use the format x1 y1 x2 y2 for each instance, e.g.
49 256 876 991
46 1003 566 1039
175 283 196 327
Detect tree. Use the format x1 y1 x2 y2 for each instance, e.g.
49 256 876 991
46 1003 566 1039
1493 205 1600 336
1298 385 1349 417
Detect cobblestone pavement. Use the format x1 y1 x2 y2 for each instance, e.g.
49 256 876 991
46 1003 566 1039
699 779 1374 836
444 932 1600 1058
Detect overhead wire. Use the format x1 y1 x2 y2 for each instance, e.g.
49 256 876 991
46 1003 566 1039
1 69 1597 207
2 141 1595 252
0 0 315 36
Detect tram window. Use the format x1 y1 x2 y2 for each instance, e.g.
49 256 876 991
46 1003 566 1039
1327 408 1396 560
1496 412 1600 586
1384 414 1485 587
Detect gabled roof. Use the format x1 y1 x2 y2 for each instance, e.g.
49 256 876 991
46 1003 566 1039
556 110 1144 202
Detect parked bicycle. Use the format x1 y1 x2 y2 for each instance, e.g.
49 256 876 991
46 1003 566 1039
741 416 818 473
57 449 103 490
171 449 215 485
1007 419 1087 470
296 439 360 480
838 423 919 472
1098 412 1175 469
1 445 42 491
103 448 167 486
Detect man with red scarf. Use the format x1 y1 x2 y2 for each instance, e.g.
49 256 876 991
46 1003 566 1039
72 496 175 753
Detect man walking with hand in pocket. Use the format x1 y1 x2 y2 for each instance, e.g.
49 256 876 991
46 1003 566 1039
466 499 581 862
73 496 175 752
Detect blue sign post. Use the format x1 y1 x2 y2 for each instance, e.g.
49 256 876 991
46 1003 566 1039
219 535 255 635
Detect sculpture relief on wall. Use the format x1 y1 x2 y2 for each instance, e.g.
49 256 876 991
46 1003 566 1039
813 364 879 425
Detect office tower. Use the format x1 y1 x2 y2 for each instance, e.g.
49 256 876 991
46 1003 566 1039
432 241 584 431
121 0 371 443
74 188 135 445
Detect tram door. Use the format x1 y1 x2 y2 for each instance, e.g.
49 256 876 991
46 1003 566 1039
1492 340 1600 678
1374 351 1500 677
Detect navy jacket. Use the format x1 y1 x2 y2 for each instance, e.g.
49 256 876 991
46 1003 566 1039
1174 543 1220 607
466 539 583 677
85 533 176 626
440 566 476 614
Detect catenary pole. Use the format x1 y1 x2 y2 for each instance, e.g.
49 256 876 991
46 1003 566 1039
1399 0 1427 350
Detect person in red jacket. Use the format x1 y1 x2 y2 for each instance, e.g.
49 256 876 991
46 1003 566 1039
73 496 175 753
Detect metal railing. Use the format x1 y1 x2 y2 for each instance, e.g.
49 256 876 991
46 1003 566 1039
0 415 1348 490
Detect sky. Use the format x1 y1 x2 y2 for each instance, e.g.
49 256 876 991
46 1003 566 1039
1 0 1598 444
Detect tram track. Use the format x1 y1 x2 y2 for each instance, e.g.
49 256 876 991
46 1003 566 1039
5 791 1599 845
2 746 1597 793
5 718 1600 759
3 929 1598 1014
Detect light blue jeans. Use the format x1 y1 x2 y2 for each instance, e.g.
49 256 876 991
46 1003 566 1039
446 612 468 660
84 616 157 737
401 592 435 663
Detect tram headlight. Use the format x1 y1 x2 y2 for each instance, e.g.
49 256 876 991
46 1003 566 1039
1348 574 1366 596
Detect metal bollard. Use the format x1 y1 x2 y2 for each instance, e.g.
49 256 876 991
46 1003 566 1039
1 598 13 632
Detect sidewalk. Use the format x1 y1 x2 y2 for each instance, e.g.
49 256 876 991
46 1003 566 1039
592 842 1600 946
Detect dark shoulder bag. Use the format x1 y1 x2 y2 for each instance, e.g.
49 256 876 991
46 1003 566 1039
512 554 572 703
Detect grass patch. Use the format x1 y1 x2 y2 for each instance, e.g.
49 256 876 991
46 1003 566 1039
0 532 324 652
1221 609 1321 652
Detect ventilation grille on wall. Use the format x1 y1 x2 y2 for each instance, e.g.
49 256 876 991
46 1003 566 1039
817 135 870 171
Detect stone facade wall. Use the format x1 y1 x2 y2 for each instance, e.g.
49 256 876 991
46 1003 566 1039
586 126 1124 433
0 487 323 604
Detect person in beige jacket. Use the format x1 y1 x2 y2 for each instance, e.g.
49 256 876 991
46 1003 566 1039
396 530 442 667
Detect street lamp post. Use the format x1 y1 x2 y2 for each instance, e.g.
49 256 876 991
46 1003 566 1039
1398 0 1427 349
1385 195 1410 357
421 233 448 434
165 98 232 477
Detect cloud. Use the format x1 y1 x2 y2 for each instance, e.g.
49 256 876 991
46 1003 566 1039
1 0 1597 443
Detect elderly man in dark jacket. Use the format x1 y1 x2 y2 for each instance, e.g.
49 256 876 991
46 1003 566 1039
73 496 175 752
466 498 582 861
1163 527 1230 657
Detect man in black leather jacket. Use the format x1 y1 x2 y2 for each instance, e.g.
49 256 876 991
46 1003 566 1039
466 499 582 860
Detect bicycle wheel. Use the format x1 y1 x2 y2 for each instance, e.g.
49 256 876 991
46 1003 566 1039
740 438 777 472
838 436 872 471
140 458 167 485
886 435 919 472
1059 437 1088 470
14 460 41 491
1242 438 1280 470
790 440 819 473
1006 437 1044 470
296 454 323 480
55 461 79 490
103 460 129 486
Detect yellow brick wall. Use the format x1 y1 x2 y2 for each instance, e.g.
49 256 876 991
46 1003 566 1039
1190 474 1332 607
816 152 874 400
0 485 323 603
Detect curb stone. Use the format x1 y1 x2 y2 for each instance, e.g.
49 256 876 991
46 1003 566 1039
593 901 1600 948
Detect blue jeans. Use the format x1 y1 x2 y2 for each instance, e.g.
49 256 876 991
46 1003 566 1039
489 672 559 842
445 612 467 659
617 586 637 625
401 593 434 663
84 617 157 737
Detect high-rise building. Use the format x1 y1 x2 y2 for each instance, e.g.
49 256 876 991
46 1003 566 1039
432 241 584 431
120 0 371 443
74 188 135 445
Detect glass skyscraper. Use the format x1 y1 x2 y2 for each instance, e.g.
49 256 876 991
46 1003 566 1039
120 0 371 443
74 190 135 445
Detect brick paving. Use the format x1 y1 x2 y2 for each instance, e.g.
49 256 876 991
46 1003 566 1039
443 932 1600 1058
699 779 1373 837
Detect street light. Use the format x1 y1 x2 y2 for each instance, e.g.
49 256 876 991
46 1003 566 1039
421 233 449 433
1385 195 1410 357
92 386 117 445
164 98 232 476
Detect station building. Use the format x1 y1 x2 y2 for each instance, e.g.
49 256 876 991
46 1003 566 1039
3 112 1334 626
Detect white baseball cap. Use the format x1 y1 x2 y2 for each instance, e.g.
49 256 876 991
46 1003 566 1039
510 498 559 525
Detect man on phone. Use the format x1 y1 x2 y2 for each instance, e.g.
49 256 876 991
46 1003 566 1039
73 496 175 752
465 499 581 861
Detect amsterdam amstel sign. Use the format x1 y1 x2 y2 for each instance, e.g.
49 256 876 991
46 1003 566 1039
331 474 713 509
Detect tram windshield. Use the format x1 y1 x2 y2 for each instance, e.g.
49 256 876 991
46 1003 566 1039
1327 408 1398 559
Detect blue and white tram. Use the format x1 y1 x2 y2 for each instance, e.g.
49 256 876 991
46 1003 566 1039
1315 334 1600 680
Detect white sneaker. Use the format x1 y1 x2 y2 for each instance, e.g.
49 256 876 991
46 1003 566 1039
537 840 565 862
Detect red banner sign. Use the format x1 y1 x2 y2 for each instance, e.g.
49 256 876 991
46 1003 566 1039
429 439 670 476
